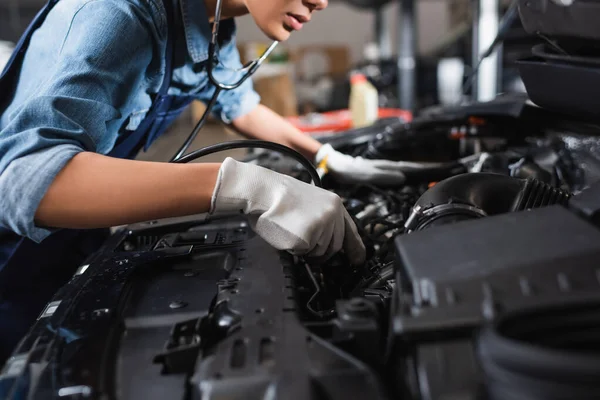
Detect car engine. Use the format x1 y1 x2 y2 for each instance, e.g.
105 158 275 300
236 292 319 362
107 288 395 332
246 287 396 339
3 95 600 400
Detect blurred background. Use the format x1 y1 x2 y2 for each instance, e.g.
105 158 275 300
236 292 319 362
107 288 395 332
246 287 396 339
0 0 533 162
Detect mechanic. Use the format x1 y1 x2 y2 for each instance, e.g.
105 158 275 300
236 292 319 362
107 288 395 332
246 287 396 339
0 0 408 361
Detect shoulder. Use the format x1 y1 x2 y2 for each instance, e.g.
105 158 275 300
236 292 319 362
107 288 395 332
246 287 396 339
52 0 168 38
48 0 171 68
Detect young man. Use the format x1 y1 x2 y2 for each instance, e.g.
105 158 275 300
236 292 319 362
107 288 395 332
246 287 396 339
0 0 406 359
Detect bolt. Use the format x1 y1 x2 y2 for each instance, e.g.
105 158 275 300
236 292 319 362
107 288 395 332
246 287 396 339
344 298 376 319
404 205 423 231
550 0 573 6
348 298 370 311
92 308 110 318
169 301 188 310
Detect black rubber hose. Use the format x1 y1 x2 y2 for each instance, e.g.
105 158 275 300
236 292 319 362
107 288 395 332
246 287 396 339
477 304 600 400
364 264 395 289
414 173 570 216
401 163 468 185
415 173 526 216
408 173 571 230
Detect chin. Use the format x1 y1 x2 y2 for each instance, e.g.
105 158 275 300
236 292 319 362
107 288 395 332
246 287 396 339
261 24 292 42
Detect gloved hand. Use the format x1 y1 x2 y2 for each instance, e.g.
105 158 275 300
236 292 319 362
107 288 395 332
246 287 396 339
315 144 406 185
210 157 366 266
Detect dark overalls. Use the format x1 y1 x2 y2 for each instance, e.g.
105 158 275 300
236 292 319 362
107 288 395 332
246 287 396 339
0 0 194 361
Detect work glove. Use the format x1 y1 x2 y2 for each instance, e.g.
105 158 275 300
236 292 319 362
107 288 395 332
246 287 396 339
210 157 366 266
315 144 406 185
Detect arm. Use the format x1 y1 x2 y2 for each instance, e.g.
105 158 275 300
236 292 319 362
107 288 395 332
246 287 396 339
230 105 407 186
230 104 322 161
0 0 188 241
3 5 366 264
35 153 219 229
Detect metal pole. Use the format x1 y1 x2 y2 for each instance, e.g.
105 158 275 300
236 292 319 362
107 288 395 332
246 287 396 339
471 0 480 101
475 0 500 101
397 0 417 111
375 6 392 58
496 42 504 93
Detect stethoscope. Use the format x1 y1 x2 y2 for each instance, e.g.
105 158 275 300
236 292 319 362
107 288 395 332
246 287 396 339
207 0 279 90
170 0 279 161
167 0 323 187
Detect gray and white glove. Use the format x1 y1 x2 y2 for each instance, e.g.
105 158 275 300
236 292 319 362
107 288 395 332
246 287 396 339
210 157 366 266
315 144 406 185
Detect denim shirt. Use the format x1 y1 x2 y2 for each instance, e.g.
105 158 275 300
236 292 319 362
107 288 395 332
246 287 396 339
0 0 260 242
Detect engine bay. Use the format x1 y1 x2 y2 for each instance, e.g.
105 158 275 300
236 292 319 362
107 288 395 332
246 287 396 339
4 95 600 399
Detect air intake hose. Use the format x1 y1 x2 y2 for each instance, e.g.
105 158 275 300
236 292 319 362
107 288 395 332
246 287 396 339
477 304 600 400
404 173 570 231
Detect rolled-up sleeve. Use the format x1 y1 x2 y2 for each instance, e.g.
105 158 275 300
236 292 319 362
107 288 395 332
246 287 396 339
195 38 261 124
0 0 161 242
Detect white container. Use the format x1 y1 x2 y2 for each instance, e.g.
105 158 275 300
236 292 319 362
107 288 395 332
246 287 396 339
349 73 378 128
437 57 465 106
0 41 15 73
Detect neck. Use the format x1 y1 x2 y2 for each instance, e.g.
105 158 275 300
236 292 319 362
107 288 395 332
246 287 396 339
204 0 249 22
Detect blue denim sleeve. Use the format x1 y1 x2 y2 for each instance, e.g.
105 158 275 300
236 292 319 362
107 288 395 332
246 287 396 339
0 0 162 242
195 37 261 124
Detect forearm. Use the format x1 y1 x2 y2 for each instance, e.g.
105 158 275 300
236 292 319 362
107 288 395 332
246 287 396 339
231 104 322 160
35 152 220 229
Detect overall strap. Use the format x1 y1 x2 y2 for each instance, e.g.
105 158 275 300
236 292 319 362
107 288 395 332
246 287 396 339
107 0 178 160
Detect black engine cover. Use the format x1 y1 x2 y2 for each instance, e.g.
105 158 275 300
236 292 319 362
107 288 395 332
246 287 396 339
0 215 386 400
392 205 600 399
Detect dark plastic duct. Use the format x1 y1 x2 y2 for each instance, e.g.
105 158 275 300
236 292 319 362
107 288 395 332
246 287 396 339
408 173 570 231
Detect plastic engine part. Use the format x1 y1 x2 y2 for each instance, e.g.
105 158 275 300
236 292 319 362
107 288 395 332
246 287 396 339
478 304 600 400
513 178 570 211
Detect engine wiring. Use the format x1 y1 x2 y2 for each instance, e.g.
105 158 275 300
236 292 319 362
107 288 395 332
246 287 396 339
342 183 419 259
303 261 337 319
266 125 590 321
167 109 590 323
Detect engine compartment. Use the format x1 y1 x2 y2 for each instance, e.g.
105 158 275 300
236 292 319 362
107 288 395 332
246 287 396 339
251 96 591 320
3 96 600 399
